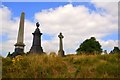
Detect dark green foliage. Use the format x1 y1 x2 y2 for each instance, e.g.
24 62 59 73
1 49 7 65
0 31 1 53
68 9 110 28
76 37 102 54
110 47 120 54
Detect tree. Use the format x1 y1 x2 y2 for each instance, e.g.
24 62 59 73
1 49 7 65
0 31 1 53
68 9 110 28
76 37 102 55
110 47 120 54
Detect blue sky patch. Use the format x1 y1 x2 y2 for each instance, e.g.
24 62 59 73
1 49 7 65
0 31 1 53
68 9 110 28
102 32 118 41
2 2 102 21
42 34 54 40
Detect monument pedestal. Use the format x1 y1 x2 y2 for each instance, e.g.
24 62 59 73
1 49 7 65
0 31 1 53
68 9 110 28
29 46 43 54
14 42 25 53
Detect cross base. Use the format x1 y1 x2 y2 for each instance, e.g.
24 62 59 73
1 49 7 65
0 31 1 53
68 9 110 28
58 50 65 57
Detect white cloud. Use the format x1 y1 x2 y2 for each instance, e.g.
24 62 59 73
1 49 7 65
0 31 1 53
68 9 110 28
93 2 118 21
99 39 118 52
1 3 118 57
34 4 118 53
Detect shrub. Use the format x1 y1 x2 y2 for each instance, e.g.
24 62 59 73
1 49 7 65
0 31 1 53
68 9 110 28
76 37 102 55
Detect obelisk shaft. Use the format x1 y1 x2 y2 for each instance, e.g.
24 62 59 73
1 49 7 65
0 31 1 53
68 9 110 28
7 12 25 58
17 12 24 44
13 12 25 57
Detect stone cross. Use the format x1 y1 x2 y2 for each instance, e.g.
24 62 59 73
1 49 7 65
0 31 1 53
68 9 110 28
58 32 65 57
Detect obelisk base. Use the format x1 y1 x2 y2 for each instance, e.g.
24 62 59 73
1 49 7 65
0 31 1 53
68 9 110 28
11 43 25 58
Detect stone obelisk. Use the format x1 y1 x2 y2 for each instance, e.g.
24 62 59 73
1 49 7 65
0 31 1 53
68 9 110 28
13 12 25 57
29 22 44 54
58 32 65 57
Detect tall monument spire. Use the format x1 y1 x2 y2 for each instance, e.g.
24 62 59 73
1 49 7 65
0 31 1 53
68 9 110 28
13 12 25 57
29 22 44 54
58 32 65 57
17 12 25 44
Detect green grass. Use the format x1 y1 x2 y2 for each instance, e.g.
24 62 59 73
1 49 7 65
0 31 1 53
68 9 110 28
2 53 120 78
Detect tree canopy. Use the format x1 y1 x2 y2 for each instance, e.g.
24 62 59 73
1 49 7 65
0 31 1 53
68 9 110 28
76 37 102 54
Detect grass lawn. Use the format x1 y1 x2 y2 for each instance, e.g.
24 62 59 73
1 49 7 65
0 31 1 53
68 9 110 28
2 53 120 78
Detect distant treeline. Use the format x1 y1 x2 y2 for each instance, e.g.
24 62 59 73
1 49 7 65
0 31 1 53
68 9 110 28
76 37 120 55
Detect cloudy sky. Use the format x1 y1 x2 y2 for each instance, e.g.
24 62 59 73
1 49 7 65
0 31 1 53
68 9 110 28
0 2 119 57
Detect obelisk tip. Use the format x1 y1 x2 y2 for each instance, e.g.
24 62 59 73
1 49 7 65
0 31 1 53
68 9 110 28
21 12 25 15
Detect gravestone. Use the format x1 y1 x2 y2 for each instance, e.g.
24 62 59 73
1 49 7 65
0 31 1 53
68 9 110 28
58 32 65 57
10 12 25 58
29 22 44 54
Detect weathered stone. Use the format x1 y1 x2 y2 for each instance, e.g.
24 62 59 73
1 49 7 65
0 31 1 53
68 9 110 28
29 22 44 54
58 32 65 57
10 12 25 58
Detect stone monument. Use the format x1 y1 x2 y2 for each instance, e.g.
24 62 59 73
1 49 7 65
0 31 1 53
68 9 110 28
9 12 25 58
58 32 65 57
29 22 44 54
